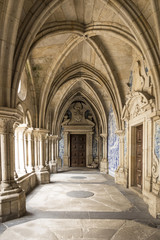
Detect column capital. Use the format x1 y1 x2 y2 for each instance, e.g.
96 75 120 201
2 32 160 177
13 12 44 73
100 133 107 139
34 128 49 139
48 134 59 141
115 129 125 137
16 123 28 133
25 127 34 133
0 108 23 134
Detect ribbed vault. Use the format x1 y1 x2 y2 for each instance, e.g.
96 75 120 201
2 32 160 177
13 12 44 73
6 0 159 114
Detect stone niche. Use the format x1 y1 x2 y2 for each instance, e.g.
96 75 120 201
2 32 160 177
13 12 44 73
61 102 95 168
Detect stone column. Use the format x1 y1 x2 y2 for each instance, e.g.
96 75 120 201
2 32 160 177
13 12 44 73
26 128 34 173
35 129 50 184
33 131 38 171
63 131 69 167
49 135 58 173
24 130 28 170
14 128 20 178
100 134 108 173
45 135 49 169
48 136 52 164
0 108 26 222
115 130 125 185
17 124 27 176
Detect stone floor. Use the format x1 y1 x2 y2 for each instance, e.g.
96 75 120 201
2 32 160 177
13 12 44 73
0 168 160 239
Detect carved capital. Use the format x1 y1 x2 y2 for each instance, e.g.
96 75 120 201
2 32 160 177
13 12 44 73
0 108 22 133
100 133 107 140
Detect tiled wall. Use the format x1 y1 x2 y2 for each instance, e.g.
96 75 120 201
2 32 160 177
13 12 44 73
108 105 119 177
155 122 160 160
59 127 64 164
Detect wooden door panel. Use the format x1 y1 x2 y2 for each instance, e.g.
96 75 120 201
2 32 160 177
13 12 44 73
70 134 86 167
136 125 143 189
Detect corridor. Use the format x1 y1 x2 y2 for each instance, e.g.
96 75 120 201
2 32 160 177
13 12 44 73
0 169 160 240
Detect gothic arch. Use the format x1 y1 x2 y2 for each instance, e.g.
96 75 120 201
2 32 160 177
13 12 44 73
9 0 160 112
50 78 107 136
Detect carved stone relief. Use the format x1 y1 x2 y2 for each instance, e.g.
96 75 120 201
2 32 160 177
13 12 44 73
122 91 155 121
62 101 95 127
128 57 152 95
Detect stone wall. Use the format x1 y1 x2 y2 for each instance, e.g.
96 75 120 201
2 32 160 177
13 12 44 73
17 173 37 195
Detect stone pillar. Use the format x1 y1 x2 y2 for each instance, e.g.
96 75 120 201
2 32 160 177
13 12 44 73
0 108 26 222
35 129 50 184
63 131 69 167
115 130 125 185
24 130 28 171
49 135 58 173
33 131 38 171
45 135 49 169
17 124 27 176
14 128 20 178
100 134 108 173
26 128 34 173
48 136 52 164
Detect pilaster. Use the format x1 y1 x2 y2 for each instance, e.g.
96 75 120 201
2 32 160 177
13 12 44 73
115 130 125 185
100 134 108 173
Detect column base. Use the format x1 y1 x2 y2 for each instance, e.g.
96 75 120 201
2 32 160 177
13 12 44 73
115 167 125 185
143 190 160 218
57 157 62 168
36 171 50 184
49 161 58 173
100 159 108 174
63 156 69 167
0 188 26 222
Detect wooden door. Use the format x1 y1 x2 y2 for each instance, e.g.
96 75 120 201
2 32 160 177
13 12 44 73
70 134 86 167
136 125 143 189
